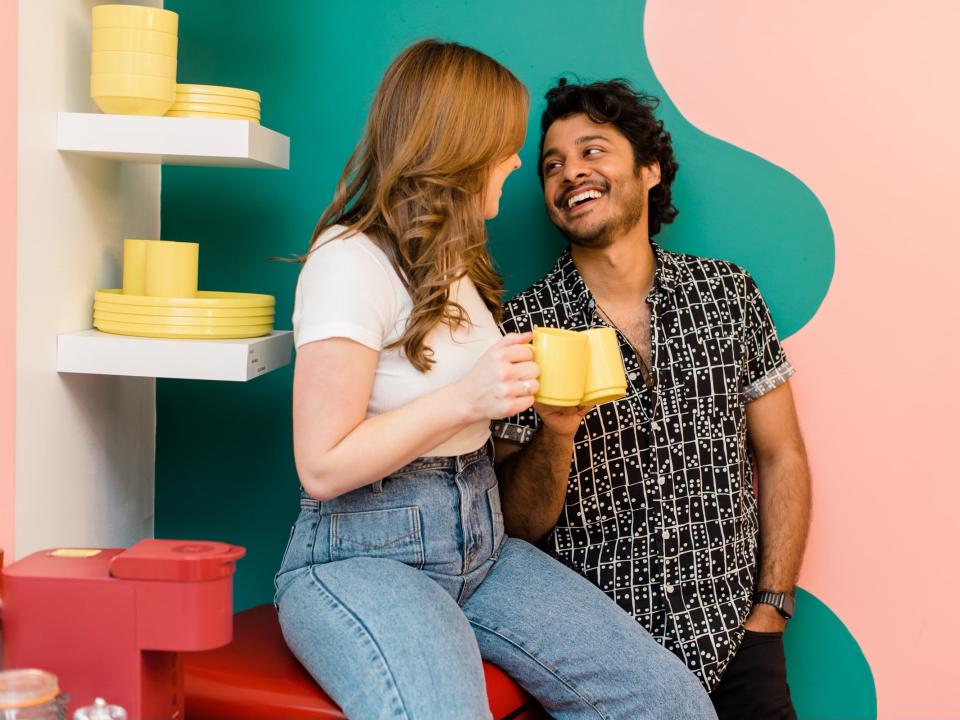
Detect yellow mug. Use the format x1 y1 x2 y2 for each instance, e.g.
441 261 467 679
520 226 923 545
144 240 199 298
580 327 628 405
122 238 149 295
529 327 589 407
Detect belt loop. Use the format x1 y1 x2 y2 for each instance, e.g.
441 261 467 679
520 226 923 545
371 478 384 493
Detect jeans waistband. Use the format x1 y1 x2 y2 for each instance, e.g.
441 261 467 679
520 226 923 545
299 438 493 507
393 438 493 475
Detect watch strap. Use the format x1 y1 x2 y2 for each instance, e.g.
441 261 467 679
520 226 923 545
754 590 795 620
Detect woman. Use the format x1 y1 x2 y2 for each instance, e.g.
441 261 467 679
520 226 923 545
275 39 716 720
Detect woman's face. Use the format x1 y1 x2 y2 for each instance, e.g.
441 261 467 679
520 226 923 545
483 153 522 219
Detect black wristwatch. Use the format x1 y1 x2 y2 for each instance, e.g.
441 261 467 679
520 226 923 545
754 590 795 620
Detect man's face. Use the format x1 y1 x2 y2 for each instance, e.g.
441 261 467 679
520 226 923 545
541 113 656 249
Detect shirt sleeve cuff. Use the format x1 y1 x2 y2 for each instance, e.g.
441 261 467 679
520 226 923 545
491 421 536 445
294 322 383 351
744 361 796 403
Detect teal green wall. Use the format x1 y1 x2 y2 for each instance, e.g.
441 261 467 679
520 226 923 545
786 590 877 719
158 0 863 714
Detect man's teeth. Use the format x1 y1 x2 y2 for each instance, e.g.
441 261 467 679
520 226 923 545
567 189 603 208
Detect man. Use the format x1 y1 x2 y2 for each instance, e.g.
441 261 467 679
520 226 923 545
493 79 811 720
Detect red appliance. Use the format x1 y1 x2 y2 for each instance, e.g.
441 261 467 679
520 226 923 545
1 539 245 719
183 604 548 720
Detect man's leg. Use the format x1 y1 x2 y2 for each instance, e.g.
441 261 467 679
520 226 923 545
710 630 797 720
462 538 717 720
278 556 492 720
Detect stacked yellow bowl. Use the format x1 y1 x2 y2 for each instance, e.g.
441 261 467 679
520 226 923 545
91 4 178 115
167 84 261 123
92 239 275 340
93 290 275 339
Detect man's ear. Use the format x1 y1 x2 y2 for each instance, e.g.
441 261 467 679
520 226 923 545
644 161 662 190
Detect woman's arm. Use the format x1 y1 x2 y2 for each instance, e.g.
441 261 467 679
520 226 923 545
293 332 537 500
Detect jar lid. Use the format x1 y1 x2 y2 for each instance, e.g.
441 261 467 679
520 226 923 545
0 669 60 709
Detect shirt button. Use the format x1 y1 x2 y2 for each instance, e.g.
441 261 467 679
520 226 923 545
666 585 675 593
662 530 670 539
652 421 660 431
657 477 666 485
628 372 638 381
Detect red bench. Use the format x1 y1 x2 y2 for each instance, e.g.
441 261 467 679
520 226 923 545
183 604 548 719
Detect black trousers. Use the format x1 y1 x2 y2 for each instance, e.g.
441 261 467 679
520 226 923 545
710 630 798 720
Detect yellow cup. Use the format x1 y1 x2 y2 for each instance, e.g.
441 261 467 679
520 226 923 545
529 327 589 407
90 73 175 116
91 51 177 78
580 327 628 405
90 73 176 100
122 238 149 295
144 240 199 298
92 5 179 35
92 27 179 56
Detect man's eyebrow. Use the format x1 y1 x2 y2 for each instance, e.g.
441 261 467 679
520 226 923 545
542 135 611 162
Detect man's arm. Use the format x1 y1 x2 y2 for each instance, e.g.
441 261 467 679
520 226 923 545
743 380 812 631
494 404 588 543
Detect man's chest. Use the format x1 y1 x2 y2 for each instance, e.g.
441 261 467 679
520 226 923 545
594 301 653 370
548 293 752 472
546 296 746 397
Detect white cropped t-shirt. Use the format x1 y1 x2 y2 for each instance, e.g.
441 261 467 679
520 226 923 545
292 225 501 457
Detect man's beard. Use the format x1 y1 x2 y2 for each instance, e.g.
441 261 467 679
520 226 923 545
554 181 646 249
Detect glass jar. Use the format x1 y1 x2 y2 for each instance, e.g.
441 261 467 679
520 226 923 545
0 669 67 720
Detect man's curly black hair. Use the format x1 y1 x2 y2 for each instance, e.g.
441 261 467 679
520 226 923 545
538 78 679 237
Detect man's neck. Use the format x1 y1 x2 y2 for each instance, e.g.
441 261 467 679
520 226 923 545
570 224 655 308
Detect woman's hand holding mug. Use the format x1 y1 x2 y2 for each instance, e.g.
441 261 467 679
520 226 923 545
457 332 540 421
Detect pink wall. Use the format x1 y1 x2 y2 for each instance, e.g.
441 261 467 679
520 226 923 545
0 0 17 559
646 2 960 717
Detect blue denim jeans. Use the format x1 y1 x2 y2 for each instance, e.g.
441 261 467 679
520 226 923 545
275 443 716 720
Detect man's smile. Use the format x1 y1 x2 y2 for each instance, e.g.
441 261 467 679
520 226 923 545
558 183 608 217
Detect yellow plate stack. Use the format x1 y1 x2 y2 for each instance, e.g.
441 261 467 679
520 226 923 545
93 239 275 339
167 84 261 123
90 4 179 115
94 290 276 340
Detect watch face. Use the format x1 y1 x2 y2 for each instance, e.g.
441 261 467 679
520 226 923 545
782 593 796 618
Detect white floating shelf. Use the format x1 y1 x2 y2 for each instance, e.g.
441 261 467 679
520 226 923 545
56 112 289 168
57 330 293 381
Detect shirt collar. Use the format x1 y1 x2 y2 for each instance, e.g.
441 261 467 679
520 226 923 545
554 241 680 319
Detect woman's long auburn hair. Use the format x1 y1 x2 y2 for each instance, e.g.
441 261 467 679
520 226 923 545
304 39 528 372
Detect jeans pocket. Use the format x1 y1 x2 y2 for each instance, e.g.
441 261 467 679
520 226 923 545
330 506 425 568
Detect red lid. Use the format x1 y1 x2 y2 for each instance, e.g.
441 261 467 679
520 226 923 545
109 539 245 582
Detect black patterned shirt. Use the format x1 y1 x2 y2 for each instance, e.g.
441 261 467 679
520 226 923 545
492 244 795 690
